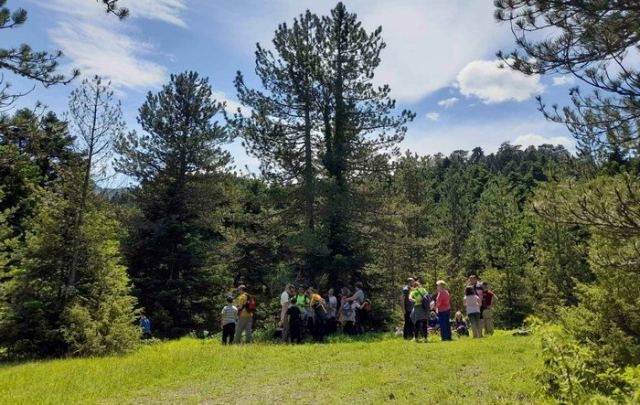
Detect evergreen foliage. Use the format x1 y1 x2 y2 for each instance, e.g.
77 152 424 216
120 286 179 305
115 72 233 337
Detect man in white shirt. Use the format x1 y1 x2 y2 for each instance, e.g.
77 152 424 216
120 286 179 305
280 284 295 341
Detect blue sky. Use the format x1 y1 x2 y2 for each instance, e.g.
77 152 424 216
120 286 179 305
9 0 577 179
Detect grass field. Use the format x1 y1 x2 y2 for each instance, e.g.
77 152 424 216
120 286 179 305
0 331 542 404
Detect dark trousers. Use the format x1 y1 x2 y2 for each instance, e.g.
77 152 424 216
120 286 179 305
356 308 367 334
403 312 414 339
222 322 235 345
414 319 428 340
344 321 356 335
438 311 451 340
327 317 338 334
289 324 302 344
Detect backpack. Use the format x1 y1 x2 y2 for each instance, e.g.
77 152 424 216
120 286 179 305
342 302 355 317
244 294 258 313
420 291 433 311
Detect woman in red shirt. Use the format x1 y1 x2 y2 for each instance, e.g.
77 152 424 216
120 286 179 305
436 280 452 341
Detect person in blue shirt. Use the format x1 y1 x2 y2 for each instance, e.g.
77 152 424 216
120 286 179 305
140 315 151 339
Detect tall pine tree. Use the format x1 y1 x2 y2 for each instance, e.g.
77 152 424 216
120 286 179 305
115 71 233 336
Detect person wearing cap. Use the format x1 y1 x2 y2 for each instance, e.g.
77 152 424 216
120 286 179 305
402 277 416 339
436 280 452 341
220 295 238 345
234 285 253 344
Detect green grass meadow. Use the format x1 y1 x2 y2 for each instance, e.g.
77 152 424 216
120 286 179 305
0 332 542 404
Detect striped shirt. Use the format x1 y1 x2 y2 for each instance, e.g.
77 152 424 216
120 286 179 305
221 304 238 325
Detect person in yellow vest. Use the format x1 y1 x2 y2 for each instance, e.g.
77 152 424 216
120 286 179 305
234 285 253 344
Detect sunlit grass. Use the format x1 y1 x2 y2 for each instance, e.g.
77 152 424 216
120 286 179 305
0 331 542 404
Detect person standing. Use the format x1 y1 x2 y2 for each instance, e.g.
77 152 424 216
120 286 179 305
435 280 452 341
326 288 338 334
402 278 415 339
309 287 327 342
464 286 482 338
140 315 151 339
286 297 303 344
347 282 366 334
481 282 497 336
339 287 356 335
408 282 429 342
467 275 484 303
220 296 238 345
280 284 295 341
234 285 253 344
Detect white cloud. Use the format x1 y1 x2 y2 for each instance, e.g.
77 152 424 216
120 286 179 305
437 97 459 108
552 75 576 86
51 22 167 90
119 0 187 28
425 112 440 121
207 0 511 103
403 119 573 157
457 59 545 103
513 133 573 148
45 0 187 91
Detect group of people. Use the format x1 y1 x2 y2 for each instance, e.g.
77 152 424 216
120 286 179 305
402 274 497 342
220 282 370 345
142 275 497 345
278 282 370 344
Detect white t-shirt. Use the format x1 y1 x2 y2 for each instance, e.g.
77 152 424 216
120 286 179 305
280 291 290 306
328 296 338 318
464 295 481 314
221 304 238 325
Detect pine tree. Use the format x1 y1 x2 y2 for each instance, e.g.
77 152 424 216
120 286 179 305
0 156 138 358
67 75 124 287
316 2 414 286
496 0 640 161
234 11 322 232
0 0 78 108
115 71 233 336
470 175 532 327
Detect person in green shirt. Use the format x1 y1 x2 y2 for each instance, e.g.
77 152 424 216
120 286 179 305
408 282 430 342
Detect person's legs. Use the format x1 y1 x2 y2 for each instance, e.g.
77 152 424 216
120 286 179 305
355 308 365 334
235 317 251 343
483 308 494 335
222 323 229 344
345 321 355 335
414 319 426 340
226 322 236 344
439 311 451 341
245 317 253 343
403 312 414 339
234 320 243 344
469 313 481 338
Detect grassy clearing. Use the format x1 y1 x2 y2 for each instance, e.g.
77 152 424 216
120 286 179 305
0 331 542 404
